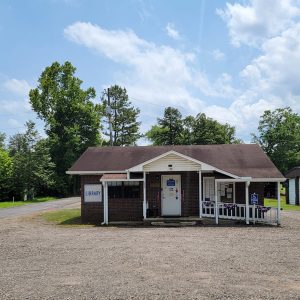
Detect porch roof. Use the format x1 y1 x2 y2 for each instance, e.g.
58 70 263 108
68 144 284 179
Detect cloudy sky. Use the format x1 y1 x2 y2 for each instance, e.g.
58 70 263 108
1 0 300 143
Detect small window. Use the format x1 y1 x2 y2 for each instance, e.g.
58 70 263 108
108 181 122 198
124 181 140 198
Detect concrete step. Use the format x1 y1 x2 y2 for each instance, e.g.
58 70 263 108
150 221 197 227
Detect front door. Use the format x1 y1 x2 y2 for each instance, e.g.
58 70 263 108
161 175 181 216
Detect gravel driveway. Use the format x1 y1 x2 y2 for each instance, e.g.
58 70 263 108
0 211 299 300
0 197 80 219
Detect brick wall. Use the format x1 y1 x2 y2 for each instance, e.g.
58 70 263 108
235 182 264 205
81 175 103 224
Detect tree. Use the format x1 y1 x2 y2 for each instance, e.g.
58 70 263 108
29 61 102 195
0 148 13 200
146 107 183 145
252 107 300 173
146 107 241 145
0 133 6 149
190 113 241 145
101 85 141 146
9 121 55 200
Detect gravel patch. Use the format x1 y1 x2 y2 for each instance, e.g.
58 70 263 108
0 211 299 300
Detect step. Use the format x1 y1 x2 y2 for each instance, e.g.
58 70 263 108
150 221 197 227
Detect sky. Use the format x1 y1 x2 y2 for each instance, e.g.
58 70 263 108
1 0 300 144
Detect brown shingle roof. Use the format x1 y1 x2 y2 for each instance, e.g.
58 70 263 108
285 167 300 178
68 144 284 179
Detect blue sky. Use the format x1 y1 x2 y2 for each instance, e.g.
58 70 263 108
1 0 300 144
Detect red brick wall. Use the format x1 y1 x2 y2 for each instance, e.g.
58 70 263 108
81 175 103 224
81 176 143 223
235 182 264 205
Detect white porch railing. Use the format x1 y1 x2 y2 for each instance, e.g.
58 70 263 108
201 201 278 224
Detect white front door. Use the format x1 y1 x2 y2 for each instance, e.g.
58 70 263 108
161 175 181 216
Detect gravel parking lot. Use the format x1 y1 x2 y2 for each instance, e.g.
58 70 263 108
0 211 299 300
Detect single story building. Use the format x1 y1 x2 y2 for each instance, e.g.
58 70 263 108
285 167 300 205
67 144 285 225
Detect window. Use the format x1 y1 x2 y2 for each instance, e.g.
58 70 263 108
108 181 122 198
107 181 141 199
124 181 140 198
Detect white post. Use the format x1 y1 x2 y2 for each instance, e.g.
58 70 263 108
245 181 250 225
215 179 218 224
103 182 109 225
277 181 281 225
143 172 147 219
199 170 202 218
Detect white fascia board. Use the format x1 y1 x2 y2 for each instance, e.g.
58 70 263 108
250 178 286 182
127 150 239 179
66 170 126 175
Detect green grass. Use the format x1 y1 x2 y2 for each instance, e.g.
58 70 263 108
265 196 300 211
42 209 81 225
0 196 58 209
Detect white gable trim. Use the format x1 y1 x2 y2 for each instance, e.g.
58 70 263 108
127 150 239 179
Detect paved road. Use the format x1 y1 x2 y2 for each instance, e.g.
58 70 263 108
0 197 80 219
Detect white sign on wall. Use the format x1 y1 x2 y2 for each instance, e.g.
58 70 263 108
84 184 102 203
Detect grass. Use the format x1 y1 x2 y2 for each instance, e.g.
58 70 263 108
42 209 81 225
265 196 300 211
0 196 58 209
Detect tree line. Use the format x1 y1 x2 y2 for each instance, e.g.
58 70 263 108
0 61 299 200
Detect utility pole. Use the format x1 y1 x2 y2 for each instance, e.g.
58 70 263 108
107 88 113 146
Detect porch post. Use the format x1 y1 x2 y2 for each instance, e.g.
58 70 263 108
199 170 202 218
215 179 218 224
103 182 108 225
277 181 281 225
143 171 147 219
245 181 250 225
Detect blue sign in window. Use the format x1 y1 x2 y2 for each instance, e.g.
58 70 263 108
167 179 176 186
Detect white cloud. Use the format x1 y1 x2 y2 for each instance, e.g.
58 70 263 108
165 23 181 40
241 23 300 101
3 79 31 97
217 0 300 47
64 22 209 114
212 49 225 61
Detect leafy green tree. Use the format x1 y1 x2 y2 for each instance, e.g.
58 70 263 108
29 61 102 194
252 107 300 173
146 107 183 145
0 133 6 149
101 85 141 146
146 107 241 145
0 148 13 200
191 113 241 145
9 121 55 200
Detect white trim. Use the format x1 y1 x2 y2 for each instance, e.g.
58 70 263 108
127 150 239 179
143 171 147 219
199 171 202 218
66 170 126 175
245 181 250 225
215 178 251 183
249 178 286 182
215 180 218 224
